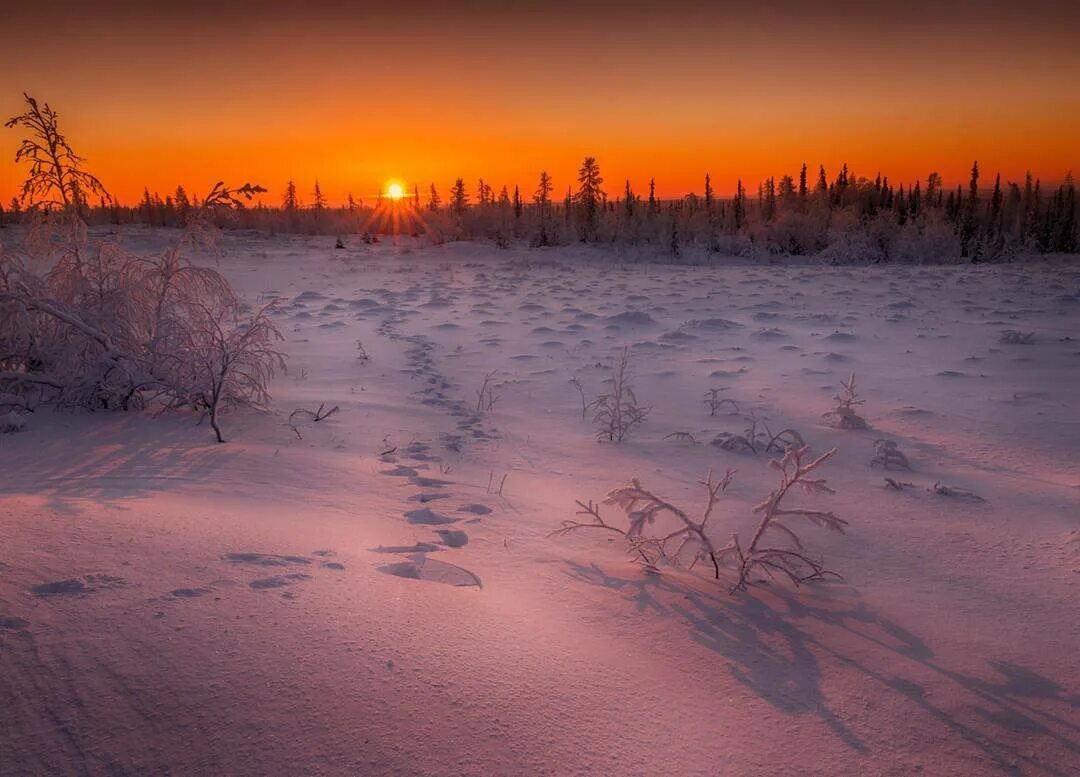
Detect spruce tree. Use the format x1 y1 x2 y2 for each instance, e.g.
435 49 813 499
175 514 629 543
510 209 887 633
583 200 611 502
895 185 908 225
312 180 326 222
534 171 554 245
574 156 604 242
1020 172 1034 238
764 177 777 221
779 175 795 209
960 161 980 257
175 185 190 225
1030 179 1042 243
282 179 299 231
450 178 469 216
989 173 1003 238
734 179 745 230
670 212 680 257
1057 175 1076 253
926 172 941 208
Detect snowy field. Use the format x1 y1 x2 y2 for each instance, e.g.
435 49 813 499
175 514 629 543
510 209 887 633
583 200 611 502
2 229 1079 776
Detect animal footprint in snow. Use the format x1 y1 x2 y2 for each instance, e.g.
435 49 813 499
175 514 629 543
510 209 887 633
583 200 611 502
249 573 312 590
377 554 481 588
458 504 491 515
405 508 456 525
30 574 126 596
371 542 442 554
170 587 212 598
434 529 468 548
223 552 311 567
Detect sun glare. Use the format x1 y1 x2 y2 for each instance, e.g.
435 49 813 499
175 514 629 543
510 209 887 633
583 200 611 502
386 182 405 201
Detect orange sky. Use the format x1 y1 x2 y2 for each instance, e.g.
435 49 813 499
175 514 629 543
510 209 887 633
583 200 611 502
2 1 1078 205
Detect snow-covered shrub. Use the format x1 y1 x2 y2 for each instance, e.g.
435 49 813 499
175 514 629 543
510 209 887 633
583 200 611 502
818 218 887 264
711 410 804 455
0 218 284 441
890 215 962 264
557 446 847 593
870 439 910 470
823 373 868 430
554 469 734 576
704 388 737 417
720 446 846 591
762 210 829 256
161 296 284 443
0 212 278 438
590 346 648 442
2 95 281 441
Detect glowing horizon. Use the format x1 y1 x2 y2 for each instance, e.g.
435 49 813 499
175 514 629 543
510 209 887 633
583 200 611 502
1 1 1077 207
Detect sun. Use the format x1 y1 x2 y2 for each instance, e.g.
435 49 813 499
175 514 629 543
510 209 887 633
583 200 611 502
386 181 405 201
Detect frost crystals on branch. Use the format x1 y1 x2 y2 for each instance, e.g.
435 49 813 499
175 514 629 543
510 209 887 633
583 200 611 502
558 446 848 594
552 469 734 577
590 346 647 442
719 446 846 593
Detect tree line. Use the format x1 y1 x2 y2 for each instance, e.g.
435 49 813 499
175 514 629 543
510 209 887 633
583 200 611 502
3 129 1075 263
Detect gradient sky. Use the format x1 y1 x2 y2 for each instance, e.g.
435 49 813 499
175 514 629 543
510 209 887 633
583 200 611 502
2 0 1078 205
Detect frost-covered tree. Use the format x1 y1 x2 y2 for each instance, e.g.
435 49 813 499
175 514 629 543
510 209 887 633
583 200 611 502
4 93 108 212
2 95 280 439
